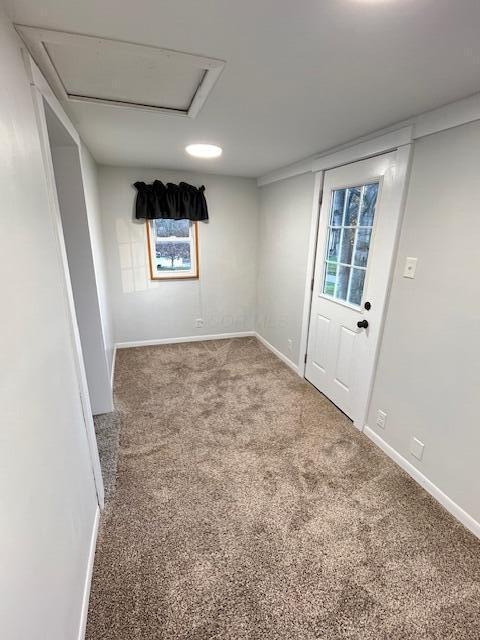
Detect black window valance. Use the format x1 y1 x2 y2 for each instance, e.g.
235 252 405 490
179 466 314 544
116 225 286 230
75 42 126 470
134 180 209 221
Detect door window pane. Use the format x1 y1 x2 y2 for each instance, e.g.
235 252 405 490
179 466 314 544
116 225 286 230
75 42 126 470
331 189 345 226
354 228 372 267
324 262 337 295
349 268 366 305
326 228 341 262
336 265 350 301
344 187 361 226
340 228 355 264
359 183 378 226
322 181 379 305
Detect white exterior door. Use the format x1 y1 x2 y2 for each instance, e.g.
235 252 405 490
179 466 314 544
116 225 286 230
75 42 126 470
305 150 409 427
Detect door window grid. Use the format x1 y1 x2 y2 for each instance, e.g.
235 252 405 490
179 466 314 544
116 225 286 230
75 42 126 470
322 182 379 306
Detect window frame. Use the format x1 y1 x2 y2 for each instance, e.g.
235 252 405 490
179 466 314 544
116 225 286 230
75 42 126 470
146 219 199 281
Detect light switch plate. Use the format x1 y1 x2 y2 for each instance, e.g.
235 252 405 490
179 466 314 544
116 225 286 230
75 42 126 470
410 437 424 460
403 257 418 279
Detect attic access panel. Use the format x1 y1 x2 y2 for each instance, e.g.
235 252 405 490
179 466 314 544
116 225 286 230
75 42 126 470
15 26 225 117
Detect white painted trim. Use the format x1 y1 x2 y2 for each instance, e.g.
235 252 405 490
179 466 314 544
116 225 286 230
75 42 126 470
27 51 114 417
257 91 480 186
188 61 225 119
311 126 413 172
110 345 117 390
298 171 323 375
115 331 300 375
364 427 480 540
76 145 114 415
257 127 412 187
413 91 480 140
115 331 255 349
257 155 318 188
255 333 299 374
301 148 412 429
16 25 224 119
23 52 81 145
29 80 105 509
77 506 100 640
353 144 413 430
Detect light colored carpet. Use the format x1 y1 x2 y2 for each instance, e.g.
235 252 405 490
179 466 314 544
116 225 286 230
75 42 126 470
93 411 121 503
86 337 480 639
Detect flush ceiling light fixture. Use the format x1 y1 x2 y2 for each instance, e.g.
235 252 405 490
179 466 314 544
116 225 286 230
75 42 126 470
185 143 223 159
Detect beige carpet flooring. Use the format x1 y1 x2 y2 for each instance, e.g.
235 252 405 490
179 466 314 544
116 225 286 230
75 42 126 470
93 411 121 503
86 337 480 640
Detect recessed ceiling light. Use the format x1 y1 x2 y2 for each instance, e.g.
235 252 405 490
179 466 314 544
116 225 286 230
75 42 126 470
185 143 222 159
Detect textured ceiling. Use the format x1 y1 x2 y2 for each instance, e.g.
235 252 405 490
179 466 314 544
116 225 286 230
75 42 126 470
9 0 480 177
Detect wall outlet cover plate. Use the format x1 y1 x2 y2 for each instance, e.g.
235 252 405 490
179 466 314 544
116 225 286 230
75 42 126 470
376 409 387 429
403 256 418 279
410 437 425 460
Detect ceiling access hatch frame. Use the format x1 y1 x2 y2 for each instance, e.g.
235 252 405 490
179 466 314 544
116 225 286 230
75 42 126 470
15 25 225 118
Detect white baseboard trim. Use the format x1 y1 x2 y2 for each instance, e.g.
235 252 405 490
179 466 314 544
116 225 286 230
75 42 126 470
364 426 480 540
77 506 100 640
115 331 256 349
110 345 117 390
115 331 301 375
254 333 299 374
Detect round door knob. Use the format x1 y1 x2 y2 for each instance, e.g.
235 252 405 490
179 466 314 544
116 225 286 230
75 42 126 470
357 319 369 329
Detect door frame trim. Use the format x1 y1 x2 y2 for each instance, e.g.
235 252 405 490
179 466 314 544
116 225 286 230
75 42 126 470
25 50 105 508
298 144 413 430
311 126 413 173
298 171 324 375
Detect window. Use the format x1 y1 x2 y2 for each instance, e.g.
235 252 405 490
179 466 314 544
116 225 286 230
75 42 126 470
322 182 379 306
146 219 199 280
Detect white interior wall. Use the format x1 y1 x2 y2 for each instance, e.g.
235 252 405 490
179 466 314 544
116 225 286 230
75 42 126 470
0 7 99 639
366 120 480 525
49 139 112 414
2 1 478 637
98 166 259 345
256 123 480 530
256 172 316 365
80 144 115 379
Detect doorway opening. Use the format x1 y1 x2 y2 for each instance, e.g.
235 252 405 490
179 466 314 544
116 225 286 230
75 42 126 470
41 98 112 506
44 101 112 416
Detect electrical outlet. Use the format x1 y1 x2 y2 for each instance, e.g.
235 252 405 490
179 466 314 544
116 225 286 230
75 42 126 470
403 257 418 279
287 338 293 353
376 410 387 429
410 437 425 461
195 318 204 328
